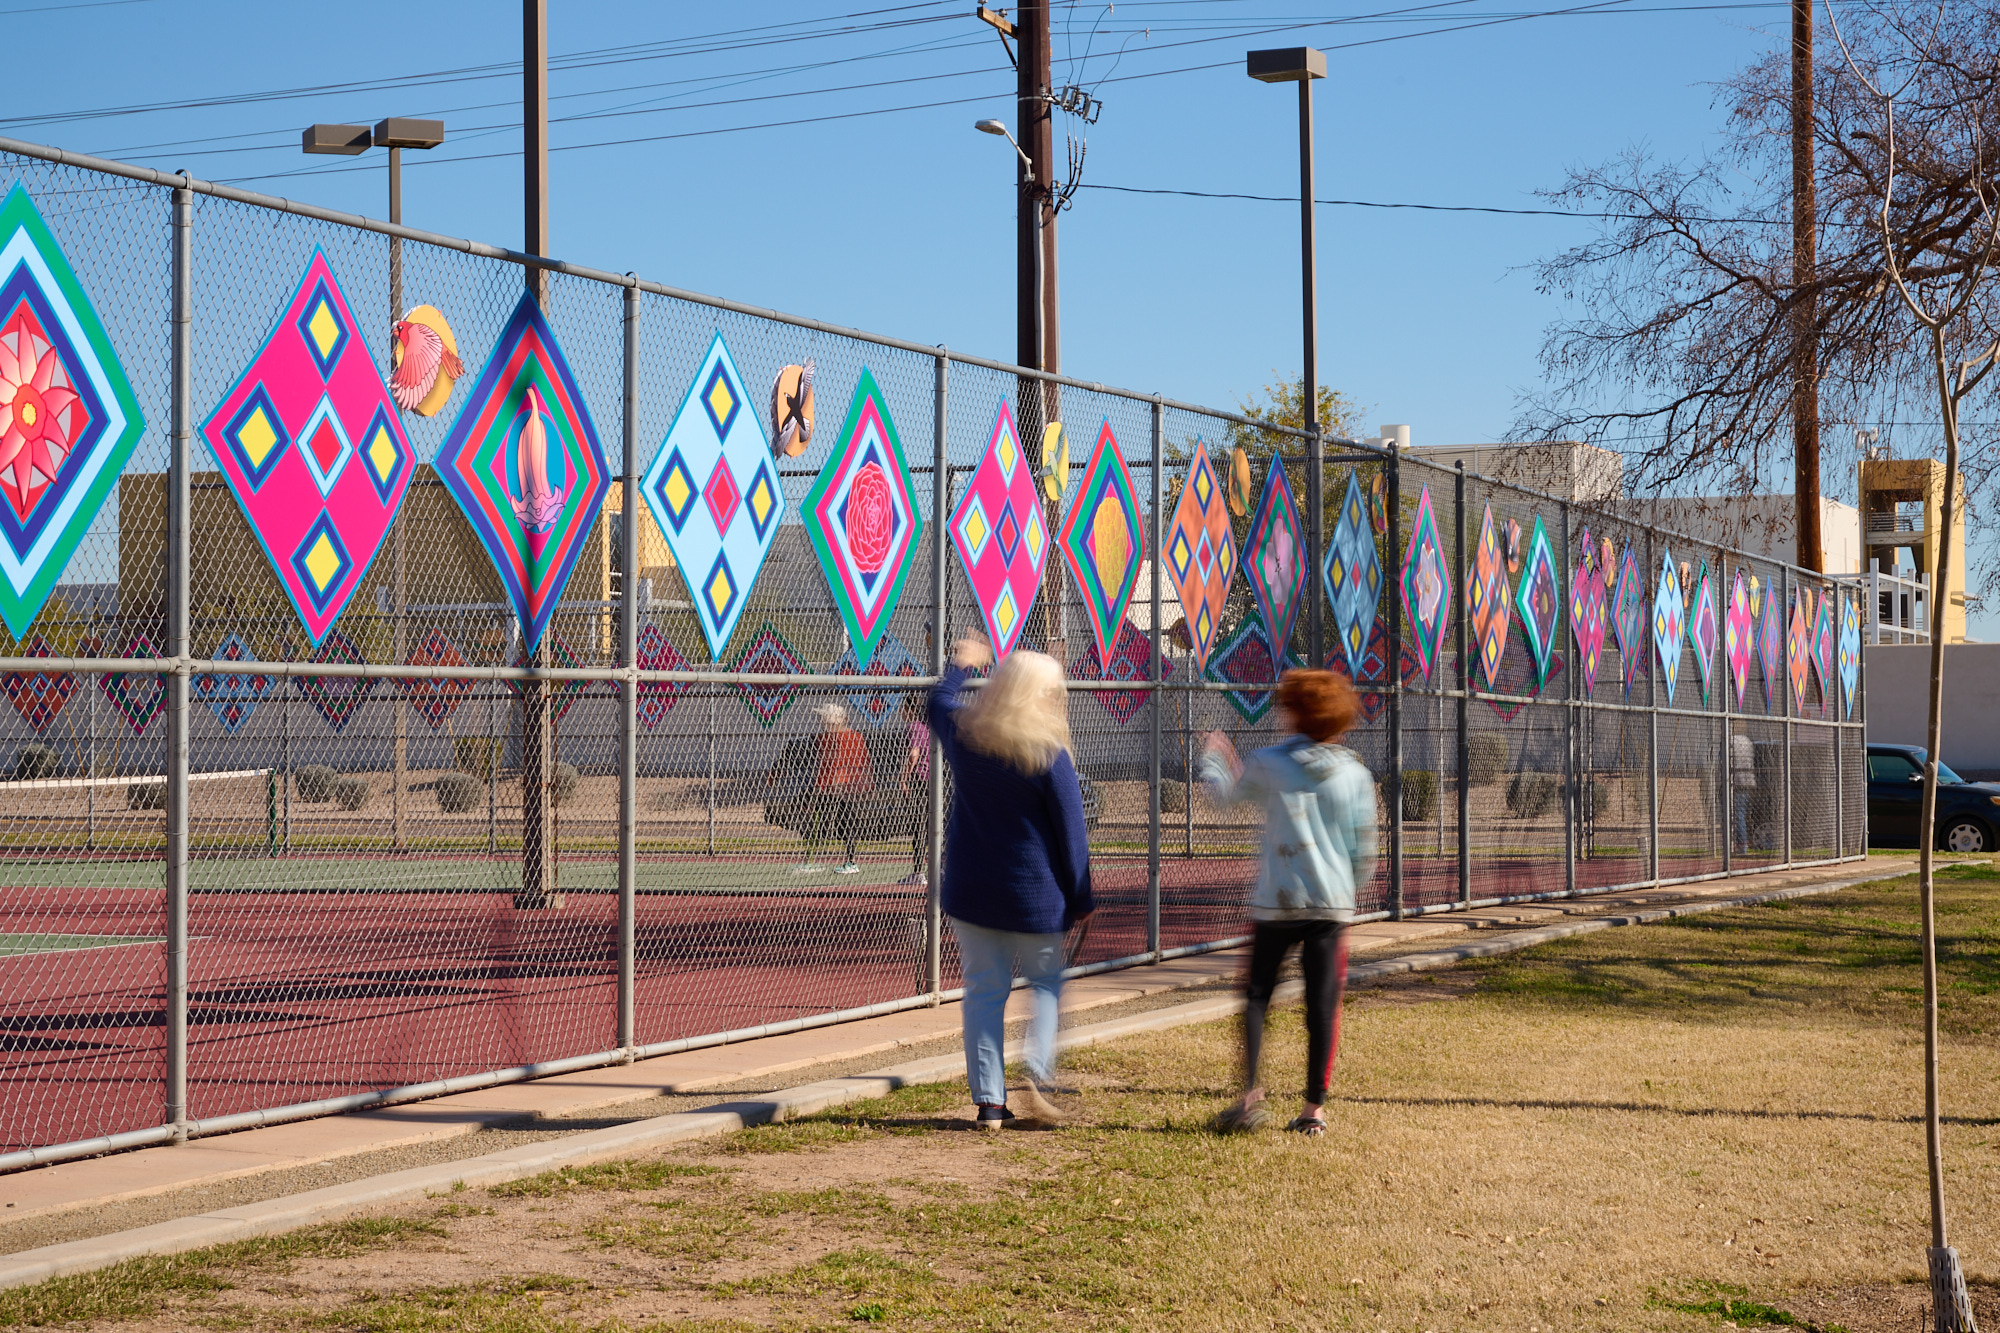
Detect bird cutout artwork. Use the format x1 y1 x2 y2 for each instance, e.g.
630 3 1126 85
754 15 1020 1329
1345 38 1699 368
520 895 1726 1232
770 361 814 458
1368 471 1389 536
434 291 608 653
1749 573 1763 617
1502 517 1523 576
1040 420 1069 504
1679 561 1693 604
1226 444 1253 518
0 183 146 640
389 305 463 416
1600 536 1616 589
200 246 413 648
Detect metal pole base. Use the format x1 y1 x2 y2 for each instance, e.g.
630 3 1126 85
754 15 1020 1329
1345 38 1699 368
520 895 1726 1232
1930 1246 1979 1333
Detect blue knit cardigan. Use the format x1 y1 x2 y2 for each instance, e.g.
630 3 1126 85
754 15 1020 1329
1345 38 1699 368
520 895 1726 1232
928 665 1094 935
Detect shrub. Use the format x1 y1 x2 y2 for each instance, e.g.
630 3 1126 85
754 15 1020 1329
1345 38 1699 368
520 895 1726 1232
1506 771 1559 819
1160 780 1188 814
435 771 483 814
127 781 166 810
1400 770 1438 823
1466 732 1508 787
454 736 502 779
12 744 59 781
551 762 579 807
294 765 337 802
1584 779 1615 822
330 775 369 811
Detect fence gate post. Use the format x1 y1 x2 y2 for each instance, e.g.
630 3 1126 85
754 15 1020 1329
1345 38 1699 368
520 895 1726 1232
166 180 193 1143
1834 583 1844 861
926 350 948 1001
1386 447 1404 919
1148 397 1164 961
1456 463 1469 906
1783 567 1794 866
1561 503 1576 898
1647 529 1660 885
617 280 639 1056
1720 550 1733 875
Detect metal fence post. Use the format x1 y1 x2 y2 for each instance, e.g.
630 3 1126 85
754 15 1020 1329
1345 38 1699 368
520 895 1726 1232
1783 567 1794 866
616 279 639 1057
1456 462 1469 906
1561 502 1576 898
1834 584 1844 860
1308 426 1325 667
1386 447 1404 919
166 180 192 1143
1148 396 1164 961
1648 529 1660 885
1721 551 1733 875
926 349 948 1002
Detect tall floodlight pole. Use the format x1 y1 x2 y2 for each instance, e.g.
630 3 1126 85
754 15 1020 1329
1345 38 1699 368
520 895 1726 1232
1247 47 1328 664
520 0 556 905
303 118 444 855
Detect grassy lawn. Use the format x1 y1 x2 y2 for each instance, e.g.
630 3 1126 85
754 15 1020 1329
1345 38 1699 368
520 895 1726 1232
7 865 1999 1331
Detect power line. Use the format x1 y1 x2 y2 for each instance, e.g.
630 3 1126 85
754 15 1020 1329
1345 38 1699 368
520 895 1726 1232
1078 180 1799 224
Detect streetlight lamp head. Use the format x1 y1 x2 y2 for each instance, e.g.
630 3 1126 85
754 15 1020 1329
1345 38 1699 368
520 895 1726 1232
302 123 372 155
975 119 1009 136
373 118 446 150
1246 47 1327 82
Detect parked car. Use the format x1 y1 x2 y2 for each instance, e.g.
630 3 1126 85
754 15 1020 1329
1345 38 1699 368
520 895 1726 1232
1866 743 2000 852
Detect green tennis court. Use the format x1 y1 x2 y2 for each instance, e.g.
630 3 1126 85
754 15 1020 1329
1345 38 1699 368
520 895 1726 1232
0 933 164 957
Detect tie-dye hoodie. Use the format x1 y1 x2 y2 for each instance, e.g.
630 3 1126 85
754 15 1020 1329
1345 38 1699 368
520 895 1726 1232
1198 735 1377 921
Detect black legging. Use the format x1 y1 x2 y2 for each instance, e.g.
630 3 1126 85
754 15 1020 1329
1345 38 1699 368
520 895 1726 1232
1242 920 1349 1105
806 797 857 863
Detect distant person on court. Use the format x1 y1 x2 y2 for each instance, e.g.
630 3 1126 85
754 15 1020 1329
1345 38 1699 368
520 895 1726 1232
797 703 870 876
929 629 1093 1130
899 691 932 886
1731 725 1757 853
1198 669 1376 1138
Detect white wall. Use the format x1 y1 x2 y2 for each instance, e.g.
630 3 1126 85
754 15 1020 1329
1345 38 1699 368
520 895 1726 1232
1864 643 2000 773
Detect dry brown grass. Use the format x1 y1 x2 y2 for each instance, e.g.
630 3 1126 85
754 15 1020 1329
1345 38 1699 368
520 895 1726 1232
10 867 2000 1332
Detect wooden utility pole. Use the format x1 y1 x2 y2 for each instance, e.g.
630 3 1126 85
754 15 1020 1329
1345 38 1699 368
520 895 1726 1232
1791 0 1823 572
519 0 557 908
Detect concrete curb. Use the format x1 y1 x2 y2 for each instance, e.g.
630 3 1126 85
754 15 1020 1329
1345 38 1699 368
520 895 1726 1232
0 861 1916 1291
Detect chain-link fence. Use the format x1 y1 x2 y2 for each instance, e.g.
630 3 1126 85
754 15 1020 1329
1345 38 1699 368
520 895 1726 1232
0 139 1865 1167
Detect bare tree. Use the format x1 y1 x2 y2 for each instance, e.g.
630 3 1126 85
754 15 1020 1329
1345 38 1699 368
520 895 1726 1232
1827 4 2000 1329
1512 3 2000 573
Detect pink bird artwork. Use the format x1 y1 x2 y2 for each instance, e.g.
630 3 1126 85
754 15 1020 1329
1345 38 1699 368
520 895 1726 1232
510 386 568 562
389 306 465 416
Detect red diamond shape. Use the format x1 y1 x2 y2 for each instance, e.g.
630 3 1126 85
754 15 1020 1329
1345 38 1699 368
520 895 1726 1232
307 416 344 475
704 456 740 538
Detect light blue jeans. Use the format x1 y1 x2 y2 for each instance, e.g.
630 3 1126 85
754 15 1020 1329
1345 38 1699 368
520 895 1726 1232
949 916 1065 1106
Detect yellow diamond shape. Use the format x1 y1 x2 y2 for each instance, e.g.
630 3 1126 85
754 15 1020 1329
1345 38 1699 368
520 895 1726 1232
706 375 737 426
706 563 734 611
236 406 280 469
997 426 1017 477
964 508 988 551
994 586 1018 639
748 474 774 526
1193 462 1212 508
1024 506 1045 565
302 532 342 592
307 302 341 360
662 466 692 515
366 424 399 482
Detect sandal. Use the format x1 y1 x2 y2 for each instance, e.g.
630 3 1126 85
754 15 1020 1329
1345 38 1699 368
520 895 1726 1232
1286 1115 1327 1138
1213 1101 1270 1134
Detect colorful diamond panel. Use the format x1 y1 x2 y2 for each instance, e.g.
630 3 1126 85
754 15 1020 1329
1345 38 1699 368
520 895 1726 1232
640 334 784 660
1058 421 1145 665
1570 526 1607 695
803 368 923 670
1245 459 1307 659
192 632 276 734
1325 470 1382 681
405 628 473 732
1468 505 1512 692
1208 612 1279 723
2 634 74 733
733 622 806 728
1653 550 1685 705
1161 440 1235 672
635 623 689 731
1516 514 1560 687
1725 569 1753 710
1070 618 1172 726
1401 486 1451 684
199 247 412 648
833 632 920 728
950 401 1046 659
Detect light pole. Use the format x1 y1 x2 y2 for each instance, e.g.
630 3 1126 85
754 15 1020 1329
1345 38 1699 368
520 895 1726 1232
975 119 1040 368
302 118 445 853
1246 47 1327 665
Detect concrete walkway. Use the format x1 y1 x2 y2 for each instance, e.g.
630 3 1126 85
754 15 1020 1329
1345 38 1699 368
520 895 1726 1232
0 857 1917 1237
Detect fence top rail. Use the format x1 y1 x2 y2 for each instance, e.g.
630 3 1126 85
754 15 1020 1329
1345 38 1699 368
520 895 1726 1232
0 132 1865 588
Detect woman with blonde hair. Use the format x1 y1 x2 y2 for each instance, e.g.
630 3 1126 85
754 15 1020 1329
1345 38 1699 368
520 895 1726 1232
929 630 1093 1129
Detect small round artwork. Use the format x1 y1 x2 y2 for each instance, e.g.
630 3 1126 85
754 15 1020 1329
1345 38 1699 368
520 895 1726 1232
390 305 464 417
1502 518 1522 574
771 361 815 457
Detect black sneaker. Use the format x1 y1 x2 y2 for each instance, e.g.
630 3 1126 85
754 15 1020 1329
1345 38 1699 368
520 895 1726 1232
975 1104 1017 1131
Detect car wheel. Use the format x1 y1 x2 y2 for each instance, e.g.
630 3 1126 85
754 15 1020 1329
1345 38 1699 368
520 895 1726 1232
1942 818 1991 854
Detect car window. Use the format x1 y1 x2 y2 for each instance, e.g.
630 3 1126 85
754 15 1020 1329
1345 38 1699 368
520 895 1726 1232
1869 753 1919 782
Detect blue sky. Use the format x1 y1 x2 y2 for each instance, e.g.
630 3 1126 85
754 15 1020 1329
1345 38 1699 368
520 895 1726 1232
2 0 1800 447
